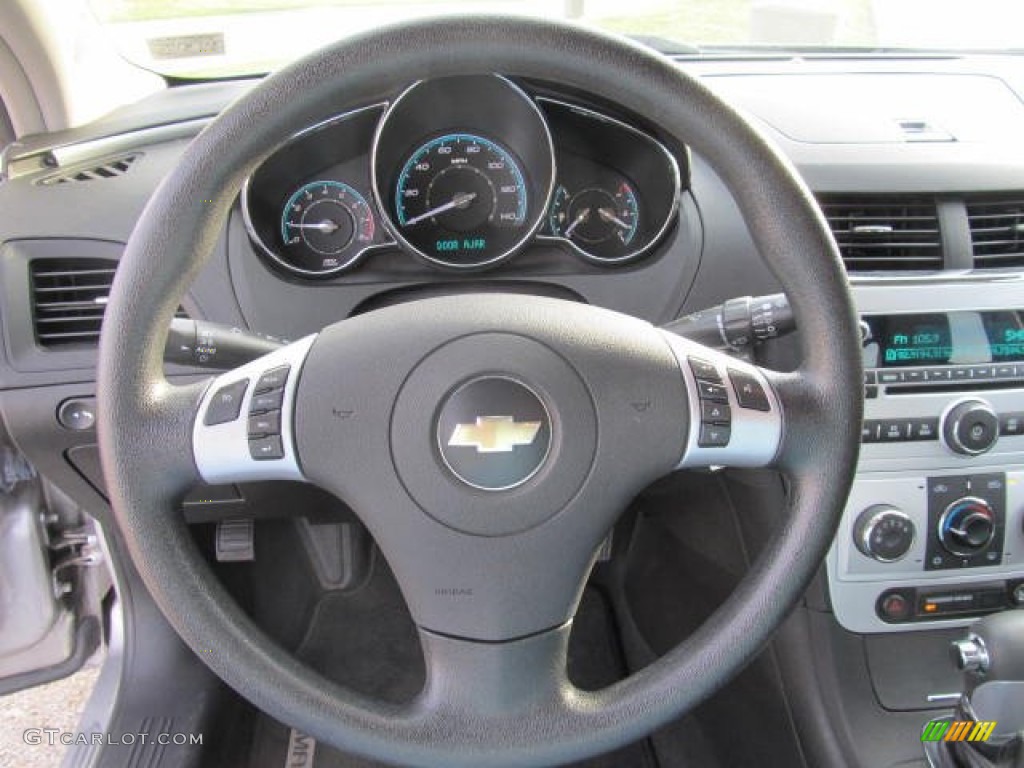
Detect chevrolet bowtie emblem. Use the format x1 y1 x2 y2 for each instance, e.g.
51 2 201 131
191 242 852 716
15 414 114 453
448 416 542 453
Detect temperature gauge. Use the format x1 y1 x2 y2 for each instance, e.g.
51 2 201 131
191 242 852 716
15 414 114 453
548 182 640 262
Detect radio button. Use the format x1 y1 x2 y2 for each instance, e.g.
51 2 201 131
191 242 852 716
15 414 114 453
970 365 995 380
880 420 909 441
909 418 939 441
864 370 878 385
926 367 952 382
862 421 881 442
951 367 971 381
879 371 904 385
1000 413 1024 436
904 369 925 383
995 364 1016 379
943 400 999 456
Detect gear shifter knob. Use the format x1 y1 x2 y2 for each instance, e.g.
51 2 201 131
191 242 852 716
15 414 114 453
954 611 1024 688
950 637 990 674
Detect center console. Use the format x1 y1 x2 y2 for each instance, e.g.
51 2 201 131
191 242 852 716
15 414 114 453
827 275 1024 634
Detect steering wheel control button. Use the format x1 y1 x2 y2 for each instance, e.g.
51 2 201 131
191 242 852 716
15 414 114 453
688 357 722 383
698 424 731 448
57 398 96 431
255 365 290 393
853 505 915 562
696 381 728 402
249 435 285 461
437 377 551 491
248 410 281 438
250 388 284 414
942 399 999 455
701 401 731 424
204 379 250 426
728 369 770 411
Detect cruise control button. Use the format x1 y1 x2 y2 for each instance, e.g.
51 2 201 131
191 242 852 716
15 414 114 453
255 365 290 393
688 357 722 383
250 388 284 413
728 369 770 411
701 401 731 424
697 381 729 402
249 435 284 460
248 410 281 438
204 379 249 426
698 424 731 447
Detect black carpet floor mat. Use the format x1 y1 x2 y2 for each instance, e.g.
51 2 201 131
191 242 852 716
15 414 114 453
246 556 654 768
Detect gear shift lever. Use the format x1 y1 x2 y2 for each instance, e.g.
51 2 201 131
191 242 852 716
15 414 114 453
923 611 1024 768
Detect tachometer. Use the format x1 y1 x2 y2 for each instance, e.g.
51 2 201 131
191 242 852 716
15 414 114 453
393 133 528 266
279 180 375 275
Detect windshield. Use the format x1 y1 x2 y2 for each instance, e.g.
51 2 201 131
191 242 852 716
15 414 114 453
88 0 1023 78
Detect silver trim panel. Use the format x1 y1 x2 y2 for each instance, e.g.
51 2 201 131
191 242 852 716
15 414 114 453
193 335 316 484
660 331 783 469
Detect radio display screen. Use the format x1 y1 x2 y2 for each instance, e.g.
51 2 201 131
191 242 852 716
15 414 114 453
864 310 1024 368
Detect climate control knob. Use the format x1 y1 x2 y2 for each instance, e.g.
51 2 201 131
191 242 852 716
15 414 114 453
942 399 999 456
854 506 915 562
938 497 996 557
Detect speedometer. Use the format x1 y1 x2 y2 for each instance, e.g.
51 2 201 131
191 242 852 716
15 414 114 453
394 134 529 266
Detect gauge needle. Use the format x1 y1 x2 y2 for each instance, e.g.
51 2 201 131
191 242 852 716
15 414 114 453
287 220 340 234
563 208 590 238
404 192 477 227
597 208 632 231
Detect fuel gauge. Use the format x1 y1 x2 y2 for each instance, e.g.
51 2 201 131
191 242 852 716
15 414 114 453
548 182 640 262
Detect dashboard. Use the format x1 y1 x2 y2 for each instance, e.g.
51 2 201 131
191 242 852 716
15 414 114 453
243 75 681 278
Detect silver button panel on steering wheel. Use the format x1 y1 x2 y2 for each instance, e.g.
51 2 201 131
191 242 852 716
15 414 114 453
193 334 316 484
661 331 783 469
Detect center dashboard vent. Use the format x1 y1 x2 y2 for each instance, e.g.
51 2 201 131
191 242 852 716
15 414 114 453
818 195 943 272
966 197 1024 269
30 258 185 347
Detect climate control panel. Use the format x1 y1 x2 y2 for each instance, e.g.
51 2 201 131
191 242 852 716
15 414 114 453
827 470 1024 633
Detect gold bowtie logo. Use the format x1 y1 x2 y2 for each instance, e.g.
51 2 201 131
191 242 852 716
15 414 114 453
448 415 542 453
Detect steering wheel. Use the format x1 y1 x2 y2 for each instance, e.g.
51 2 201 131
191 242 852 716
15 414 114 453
97 16 861 768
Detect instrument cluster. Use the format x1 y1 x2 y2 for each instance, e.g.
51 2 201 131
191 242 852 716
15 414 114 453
243 75 683 278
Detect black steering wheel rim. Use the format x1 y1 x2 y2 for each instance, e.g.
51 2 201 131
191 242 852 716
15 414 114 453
97 16 862 767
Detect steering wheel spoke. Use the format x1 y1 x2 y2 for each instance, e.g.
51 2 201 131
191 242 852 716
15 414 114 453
192 334 316 485
414 625 572 724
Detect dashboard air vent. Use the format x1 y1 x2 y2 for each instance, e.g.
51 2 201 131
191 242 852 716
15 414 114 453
967 197 1024 269
39 153 140 186
818 196 943 272
30 258 185 347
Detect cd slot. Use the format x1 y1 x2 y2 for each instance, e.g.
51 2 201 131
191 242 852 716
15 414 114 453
886 380 1024 395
